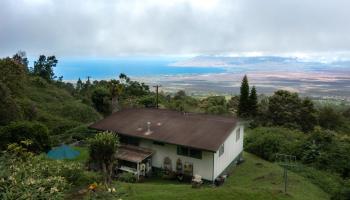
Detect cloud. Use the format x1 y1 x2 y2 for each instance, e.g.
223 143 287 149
0 0 350 57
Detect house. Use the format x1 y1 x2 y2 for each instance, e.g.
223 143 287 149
89 108 244 182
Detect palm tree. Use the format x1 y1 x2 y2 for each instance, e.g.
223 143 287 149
108 80 123 112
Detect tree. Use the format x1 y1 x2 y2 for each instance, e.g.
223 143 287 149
12 51 29 71
0 57 26 94
200 96 228 114
227 96 239 113
76 78 83 92
266 90 317 132
299 98 317 132
174 90 186 100
119 73 130 83
0 81 21 125
88 131 119 184
238 75 250 117
91 88 112 116
249 86 258 116
318 106 344 130
33 55 58 81
108 79 123 112
138 95 156 108
268 90 301 128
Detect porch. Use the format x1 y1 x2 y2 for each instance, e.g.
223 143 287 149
116 144 154 180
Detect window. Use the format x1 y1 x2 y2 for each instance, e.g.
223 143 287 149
153 141 165 146
177 146 189 156
177 146 202 159
189 149 202 159
236 127 241 142
219 144 224 156
120 135 139 146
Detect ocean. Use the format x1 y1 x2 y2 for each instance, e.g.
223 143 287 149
53 57 225 81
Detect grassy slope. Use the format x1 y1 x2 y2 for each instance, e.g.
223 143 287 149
16 77 101 136
115 152 329 200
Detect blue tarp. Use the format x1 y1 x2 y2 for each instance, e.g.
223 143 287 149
47 144 80 160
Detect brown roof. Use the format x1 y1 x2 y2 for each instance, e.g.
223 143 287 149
89 108 238 152
117 144 153 163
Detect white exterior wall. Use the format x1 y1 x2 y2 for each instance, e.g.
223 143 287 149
213 125 244 179
139 139 214 181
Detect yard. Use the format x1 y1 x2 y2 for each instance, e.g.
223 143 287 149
69 148 329 200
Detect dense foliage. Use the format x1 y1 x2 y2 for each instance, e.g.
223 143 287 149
245 127 350 199
89 131 120 184
0 121 51 153
0 144 83 200
0 53 101 148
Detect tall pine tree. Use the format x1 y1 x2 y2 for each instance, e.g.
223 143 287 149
238 75 250 117
249 86 258 116
76 78 83 92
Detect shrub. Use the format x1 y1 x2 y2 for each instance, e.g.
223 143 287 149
53 102 101 123
88 132 119 184
76 171 103 186
0 81 21 125
118 172 136 183
31 76 48 88
245 127 304 161
301 128 350 178
0 121 51 152
0 154 76 200
64 124 98 142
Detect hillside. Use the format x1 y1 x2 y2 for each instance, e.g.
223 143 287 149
15 76 101 141
101 152 329 200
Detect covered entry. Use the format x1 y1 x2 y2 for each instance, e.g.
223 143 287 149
116 144 153 180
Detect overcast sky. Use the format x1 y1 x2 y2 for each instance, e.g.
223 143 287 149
1 0 350 58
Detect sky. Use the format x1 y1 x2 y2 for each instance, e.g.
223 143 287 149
1 0 350 58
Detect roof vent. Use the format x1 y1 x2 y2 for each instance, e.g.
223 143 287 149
145 121 153 136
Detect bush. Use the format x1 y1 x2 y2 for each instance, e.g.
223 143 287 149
76 171 103 186
36 111 81 136
19 99 38 121
53 102 101 123
64 124 98 142
245 127 304 161
0 81 21 125
31 76 48 88
0 121 51 152
301 128 350 178
118 172 136 183
0 154 75 200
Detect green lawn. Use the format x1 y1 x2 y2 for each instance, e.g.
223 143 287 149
72 146 89 163
110 152 329 200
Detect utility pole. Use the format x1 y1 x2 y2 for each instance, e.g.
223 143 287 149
153 85 161 108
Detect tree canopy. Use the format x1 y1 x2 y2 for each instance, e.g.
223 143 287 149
33 55 58 81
